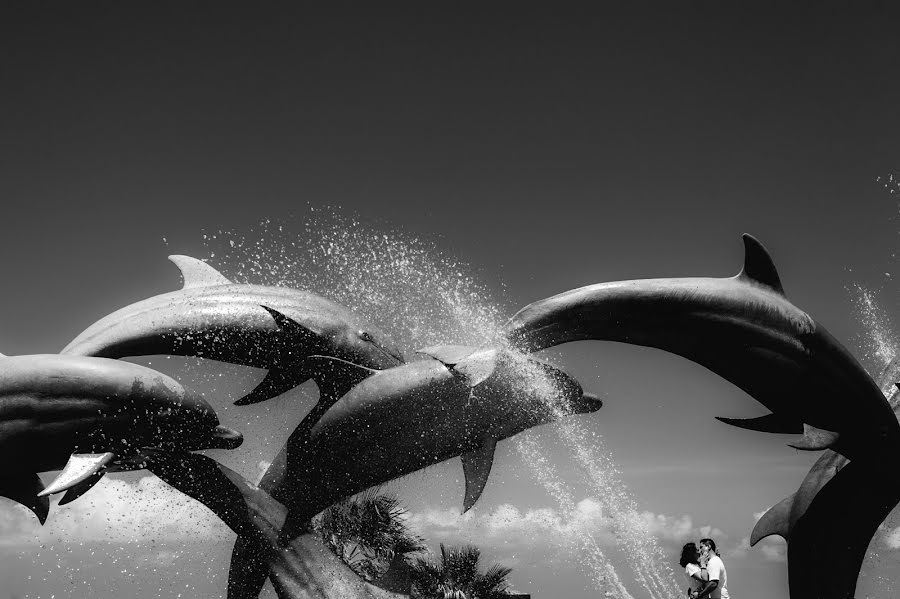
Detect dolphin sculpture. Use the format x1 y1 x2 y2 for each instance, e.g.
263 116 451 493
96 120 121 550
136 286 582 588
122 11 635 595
503 234 900 459
0 353 243 523
61 255 404 405
785 454 900 599
750 357 900 599
145 451 407 599
751 358 900 546
229 345 602 598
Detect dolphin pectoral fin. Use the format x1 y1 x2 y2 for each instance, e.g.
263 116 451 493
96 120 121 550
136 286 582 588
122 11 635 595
58 472 105 506
454 349 500 387
168 255 232 288
302 355 377 403
735 234 786 295
751 493 795 546
788 424 840 451
260 305 319 343
39 452 115 497
716 413 804 434
417 345 479 367
0 473 50 524
461 438 498 512
234 367 301 405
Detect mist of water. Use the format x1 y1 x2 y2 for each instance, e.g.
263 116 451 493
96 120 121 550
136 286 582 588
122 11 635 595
202 210 681 599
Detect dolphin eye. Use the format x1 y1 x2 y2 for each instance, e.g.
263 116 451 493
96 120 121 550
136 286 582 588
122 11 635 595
359 330 374 342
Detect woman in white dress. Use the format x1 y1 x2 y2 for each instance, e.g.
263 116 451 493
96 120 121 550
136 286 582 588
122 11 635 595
680 542 708 597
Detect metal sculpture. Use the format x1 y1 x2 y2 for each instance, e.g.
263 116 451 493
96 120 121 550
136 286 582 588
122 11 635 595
503 234 900 460
228 346 602 598
7 233 896 599
0 353 242 523
62 255 404 405
753 358 900 599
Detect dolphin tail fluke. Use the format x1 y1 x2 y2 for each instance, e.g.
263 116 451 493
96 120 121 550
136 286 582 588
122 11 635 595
418 345 503 388
461 437 498 512
716 413 804 434
0 473 50 524
235 367 302 406
417 344 479 366
228 536 272 599
788 424 840 451
750 493 795 546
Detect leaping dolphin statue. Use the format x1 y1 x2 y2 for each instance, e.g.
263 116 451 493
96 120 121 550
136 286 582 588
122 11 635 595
228 345 602 599
61 255 404 405
751 357 900 599
503 234 900 459
0 353 243 523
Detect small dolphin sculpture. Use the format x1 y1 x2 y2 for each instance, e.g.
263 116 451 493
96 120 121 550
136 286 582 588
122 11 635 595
0 353 243 523
62 255 404 405
229 345 602 598
503 234 900 458
751 357 900 599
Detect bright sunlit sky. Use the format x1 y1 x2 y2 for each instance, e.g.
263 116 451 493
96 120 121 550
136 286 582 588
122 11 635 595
1 4 899 599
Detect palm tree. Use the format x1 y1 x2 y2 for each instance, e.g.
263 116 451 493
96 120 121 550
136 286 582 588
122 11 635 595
409 543 513 599
312 488 426 581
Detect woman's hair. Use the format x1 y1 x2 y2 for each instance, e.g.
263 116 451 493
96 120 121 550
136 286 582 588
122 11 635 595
680 542 699 567
700 538 720 556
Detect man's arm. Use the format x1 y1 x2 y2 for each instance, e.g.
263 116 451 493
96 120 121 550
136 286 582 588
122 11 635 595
692 579 718 599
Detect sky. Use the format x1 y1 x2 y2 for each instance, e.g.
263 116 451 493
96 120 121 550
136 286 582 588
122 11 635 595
1 4 899 598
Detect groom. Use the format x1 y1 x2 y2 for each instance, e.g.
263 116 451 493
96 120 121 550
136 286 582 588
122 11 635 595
690 538 729 599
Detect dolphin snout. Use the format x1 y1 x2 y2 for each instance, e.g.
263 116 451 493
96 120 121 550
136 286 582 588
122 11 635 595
208 425 244 449
570 391 603 414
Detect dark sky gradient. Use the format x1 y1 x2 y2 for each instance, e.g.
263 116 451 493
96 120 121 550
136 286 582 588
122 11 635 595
1 4 899 599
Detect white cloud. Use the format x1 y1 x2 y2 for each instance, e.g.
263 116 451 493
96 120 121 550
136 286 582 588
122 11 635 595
760 541 787 562
0 473 231 547
407 499 722 554
883 526 900 549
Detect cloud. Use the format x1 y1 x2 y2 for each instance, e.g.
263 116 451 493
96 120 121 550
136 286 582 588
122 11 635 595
0 473 231 547
760 541 787 562
732 534 784 562
745 508 787 561
883 526 900 549
406 499 723 554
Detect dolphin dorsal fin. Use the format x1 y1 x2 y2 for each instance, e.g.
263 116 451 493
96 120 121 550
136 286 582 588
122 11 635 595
302 356 377 403
417 344 479 367
461 437 498 512
750 493 795 545
716 412 804 434
736 234 785 295
168 255 232 289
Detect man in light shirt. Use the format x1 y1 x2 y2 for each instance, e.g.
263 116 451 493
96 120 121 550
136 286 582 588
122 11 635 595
690 538 729 599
